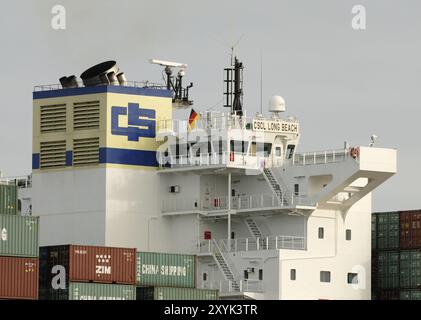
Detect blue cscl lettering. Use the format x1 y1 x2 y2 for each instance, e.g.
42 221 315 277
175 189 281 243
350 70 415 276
111 103 156 141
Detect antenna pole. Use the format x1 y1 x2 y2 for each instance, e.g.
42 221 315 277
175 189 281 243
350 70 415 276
260 54 263 115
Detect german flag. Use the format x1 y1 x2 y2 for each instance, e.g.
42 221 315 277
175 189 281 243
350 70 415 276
188 108 200 131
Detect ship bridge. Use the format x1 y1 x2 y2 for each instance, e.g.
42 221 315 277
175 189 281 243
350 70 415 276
156 112 396 218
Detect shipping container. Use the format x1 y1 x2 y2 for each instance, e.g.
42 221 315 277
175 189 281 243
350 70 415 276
400 210 421 249
0 256 38 300
136 286 219 300
39 245 136 288
377 251 399 289
375 289 400 300
136 251 196 288
40 282 136 300
376 212 399 249
0 215 39 257
371 251 378 291
0 184 17 215
372 214 377 250
399 250 421 288
400 290 421 300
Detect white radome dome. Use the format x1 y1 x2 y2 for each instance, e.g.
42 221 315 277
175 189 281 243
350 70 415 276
269 95 286 113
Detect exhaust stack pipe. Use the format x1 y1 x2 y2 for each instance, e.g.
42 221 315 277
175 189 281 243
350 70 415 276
59 75 79 89
80 60 120 87
107 71 119 85
117 72 127 86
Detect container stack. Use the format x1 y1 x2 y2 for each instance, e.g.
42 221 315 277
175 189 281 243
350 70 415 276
136 251 219 300
372 210 421 300
39 245 137 300
0 183 39 300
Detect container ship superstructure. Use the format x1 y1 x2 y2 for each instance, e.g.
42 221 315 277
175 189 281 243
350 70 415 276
26 57 397 300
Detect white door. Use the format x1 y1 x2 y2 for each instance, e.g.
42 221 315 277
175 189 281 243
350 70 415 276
272 137 283 167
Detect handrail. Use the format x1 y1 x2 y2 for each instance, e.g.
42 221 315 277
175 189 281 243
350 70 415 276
199 234 306 253
33 80 167 92
162 192 313 213
289 149 354 166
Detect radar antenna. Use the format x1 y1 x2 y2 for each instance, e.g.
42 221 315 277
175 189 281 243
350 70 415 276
149 59 193 108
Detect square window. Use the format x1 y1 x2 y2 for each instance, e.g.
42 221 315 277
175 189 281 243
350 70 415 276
346 229 352 241
347 273 358 284
318 227 324 239
290 269 296 281
320 271 331 283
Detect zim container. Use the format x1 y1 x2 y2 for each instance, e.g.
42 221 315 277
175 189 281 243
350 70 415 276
39 245 136 290
136 286 219 300
400 210 421 249
0 184 17 215
0 256 38 300
40 282 136 300
136 251 196 288
0 215 39 257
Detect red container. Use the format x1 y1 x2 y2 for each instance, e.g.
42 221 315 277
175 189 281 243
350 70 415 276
40 245 136 286
0 257 38 300
400 210 421 249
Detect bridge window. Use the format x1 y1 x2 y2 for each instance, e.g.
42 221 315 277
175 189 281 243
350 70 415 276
347 273 358 284
320 271 331 283
346 229 352 241
318 227 324 239
230 140 248 153
290 269 296 280
286 145 295 159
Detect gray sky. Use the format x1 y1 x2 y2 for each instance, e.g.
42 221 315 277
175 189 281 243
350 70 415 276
0 0 419 212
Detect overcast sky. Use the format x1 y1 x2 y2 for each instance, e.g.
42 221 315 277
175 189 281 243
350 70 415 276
0 0 419 212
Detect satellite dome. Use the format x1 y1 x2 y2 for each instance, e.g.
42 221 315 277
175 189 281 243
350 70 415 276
269 95 286 113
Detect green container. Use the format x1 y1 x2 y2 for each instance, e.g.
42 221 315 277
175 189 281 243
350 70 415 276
0 184 17 215
372 214 377 250
0 215 38 257
400 290 421 300
376 212 399 249
41 282 136 300
378 251 399 289
137 252 196 288
400 250 421 288
136 286 219 300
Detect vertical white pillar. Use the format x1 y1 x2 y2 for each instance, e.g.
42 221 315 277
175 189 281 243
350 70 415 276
228 172 231 251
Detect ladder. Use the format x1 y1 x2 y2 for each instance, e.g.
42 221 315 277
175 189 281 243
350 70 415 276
263 168 288 205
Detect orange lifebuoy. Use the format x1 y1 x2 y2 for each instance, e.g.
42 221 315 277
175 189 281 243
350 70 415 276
350 147 360 159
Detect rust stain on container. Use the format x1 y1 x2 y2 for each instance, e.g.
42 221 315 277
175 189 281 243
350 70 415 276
40 245 136 286
0 256 38 300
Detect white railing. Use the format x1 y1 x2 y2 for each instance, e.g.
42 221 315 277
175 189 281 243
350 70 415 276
34 80 166 92
162 192 312 213
199 235 306 253
0 175 32 188
204 279 264 293
159 152 229 168
289 149 354 166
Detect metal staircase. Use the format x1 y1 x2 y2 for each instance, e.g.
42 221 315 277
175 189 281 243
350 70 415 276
245 217 263 238
245 217 267 249
211 239 240 291
263 168 288 205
